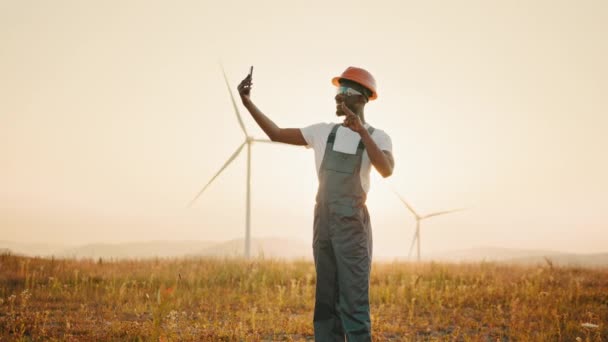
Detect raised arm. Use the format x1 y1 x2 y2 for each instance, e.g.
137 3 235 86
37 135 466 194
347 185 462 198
237 73 307 146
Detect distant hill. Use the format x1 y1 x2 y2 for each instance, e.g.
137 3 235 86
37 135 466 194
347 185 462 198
506 253 608 267
0 239 311 260
196 237 312 260
3 240 607 267
426 246 560 262
425 247 608 268
0 241 68 257
59 241 218 259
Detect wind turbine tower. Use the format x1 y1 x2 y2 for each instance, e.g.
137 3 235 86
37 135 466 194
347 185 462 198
393 191 464 261
188 66 283 258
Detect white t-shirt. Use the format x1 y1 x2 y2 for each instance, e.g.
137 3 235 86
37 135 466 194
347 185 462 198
300 122 392 193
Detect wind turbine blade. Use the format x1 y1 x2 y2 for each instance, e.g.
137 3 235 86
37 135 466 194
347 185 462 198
391 189 419 219
253 138 283 145
407 231 417 259
187 141 246 207
220 64 248 137
421 208 465 220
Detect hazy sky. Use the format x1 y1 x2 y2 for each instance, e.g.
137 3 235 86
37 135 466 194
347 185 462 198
1 0 607 257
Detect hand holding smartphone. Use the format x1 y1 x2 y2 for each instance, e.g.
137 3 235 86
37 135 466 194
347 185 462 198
238 66 254 98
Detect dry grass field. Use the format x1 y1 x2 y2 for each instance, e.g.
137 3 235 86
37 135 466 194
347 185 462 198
0 252 606 341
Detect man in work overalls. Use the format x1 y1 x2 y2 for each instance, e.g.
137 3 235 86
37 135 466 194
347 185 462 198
238 66 394 341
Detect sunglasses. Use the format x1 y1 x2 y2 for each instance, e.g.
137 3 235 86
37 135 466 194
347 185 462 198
336 86 364 97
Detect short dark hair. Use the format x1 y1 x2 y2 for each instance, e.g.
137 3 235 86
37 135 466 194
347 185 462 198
339 79 372 100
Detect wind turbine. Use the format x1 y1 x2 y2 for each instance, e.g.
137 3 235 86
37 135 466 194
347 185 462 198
188 66 283 258
393 190 465 261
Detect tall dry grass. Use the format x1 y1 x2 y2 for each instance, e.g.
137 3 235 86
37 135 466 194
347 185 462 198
0 252 606 341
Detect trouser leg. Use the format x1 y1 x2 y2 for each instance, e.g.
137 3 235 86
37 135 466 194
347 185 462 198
313 239 345 341
332 211 372 342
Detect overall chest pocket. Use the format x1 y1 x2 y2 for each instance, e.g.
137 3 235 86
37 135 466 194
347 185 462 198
324 151 359 174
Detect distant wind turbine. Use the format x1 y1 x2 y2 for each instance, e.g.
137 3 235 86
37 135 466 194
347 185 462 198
393 190 465 261
188 65 286 258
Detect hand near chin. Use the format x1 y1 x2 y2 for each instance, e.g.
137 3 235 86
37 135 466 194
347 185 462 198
341 103 365 134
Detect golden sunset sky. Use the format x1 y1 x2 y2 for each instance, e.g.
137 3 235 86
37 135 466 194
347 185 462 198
1 0 607 257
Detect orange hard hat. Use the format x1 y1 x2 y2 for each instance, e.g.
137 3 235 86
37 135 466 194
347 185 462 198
332 66 378 100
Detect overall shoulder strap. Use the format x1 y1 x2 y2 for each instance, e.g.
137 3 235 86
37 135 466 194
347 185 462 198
326 124 341 146
356 125 375 151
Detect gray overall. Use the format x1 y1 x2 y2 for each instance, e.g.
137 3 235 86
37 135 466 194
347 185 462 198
313 124 375 341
